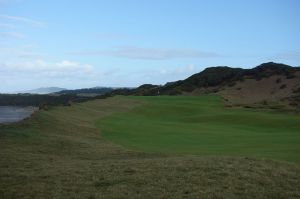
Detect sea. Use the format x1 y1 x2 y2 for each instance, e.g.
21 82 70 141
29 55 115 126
0 106 37 124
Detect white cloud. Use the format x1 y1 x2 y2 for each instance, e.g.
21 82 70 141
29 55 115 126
0 23 16 28
159 64 197 75
95 33 129 40
0 57 123 92
0 43 103 92
0 31 25 39
130 64 200 86
0 0 23 4
0 59 94 77
0 46 41 58
0 14 46 28
274 51 300 61
71 46 219 60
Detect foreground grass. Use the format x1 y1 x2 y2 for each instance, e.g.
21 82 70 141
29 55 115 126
0 96 300 198
99 95 300 163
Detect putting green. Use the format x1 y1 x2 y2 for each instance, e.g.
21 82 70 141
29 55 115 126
98 95 300 162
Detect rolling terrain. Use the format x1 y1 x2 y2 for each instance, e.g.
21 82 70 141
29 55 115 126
0 96 299 198
113 62 300 109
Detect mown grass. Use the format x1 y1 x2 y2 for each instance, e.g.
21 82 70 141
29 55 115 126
0 96 300 198
99 95 300 163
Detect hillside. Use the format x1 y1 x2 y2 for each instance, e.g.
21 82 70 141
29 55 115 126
56 87 114 97
0 93 109 108
18 87 66 94
115 62 300 109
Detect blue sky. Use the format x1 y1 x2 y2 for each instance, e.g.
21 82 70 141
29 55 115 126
0 0 300 92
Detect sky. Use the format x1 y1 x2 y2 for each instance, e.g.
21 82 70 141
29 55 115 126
0 0 300 92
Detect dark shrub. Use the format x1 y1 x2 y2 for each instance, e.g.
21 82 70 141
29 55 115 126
293 87 300 93
280 84 287 89
276 78 281 83
286 73 295 79
169 89 181 95
255 76 262 81
227 82 236 87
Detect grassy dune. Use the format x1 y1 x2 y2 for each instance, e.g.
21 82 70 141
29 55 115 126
0 96 300 198
99 95 300 163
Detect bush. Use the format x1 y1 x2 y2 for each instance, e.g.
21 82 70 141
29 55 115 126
280 84 287 89
293 87 300 93
255 76 262 81
227 82 236 87
169 89 181 95
276 78 281 83
39 102 49 110
286 73 295 79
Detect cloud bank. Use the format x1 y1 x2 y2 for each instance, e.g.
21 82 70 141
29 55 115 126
0 59 94 78
0 14 46 28
0 31 25 39
0 23 16 28
71 46 218 60
274 51 300 61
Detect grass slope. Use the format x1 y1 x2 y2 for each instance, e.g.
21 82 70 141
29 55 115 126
99 95 300 162
0 96 300 198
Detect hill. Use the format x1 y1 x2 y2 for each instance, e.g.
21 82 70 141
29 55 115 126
0 93 109 108
56 87 114 96
113 62 300 109
18 87 66 94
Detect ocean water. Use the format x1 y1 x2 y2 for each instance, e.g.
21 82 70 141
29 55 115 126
0 106 37 124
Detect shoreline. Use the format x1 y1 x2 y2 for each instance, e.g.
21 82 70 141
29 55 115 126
0 106 38 125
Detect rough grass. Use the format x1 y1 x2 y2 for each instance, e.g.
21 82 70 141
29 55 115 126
0 96 300 199
98 95 300 163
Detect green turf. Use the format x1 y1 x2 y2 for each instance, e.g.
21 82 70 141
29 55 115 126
98 95 300 162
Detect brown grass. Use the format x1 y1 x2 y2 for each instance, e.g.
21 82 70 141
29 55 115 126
218 75 300 109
